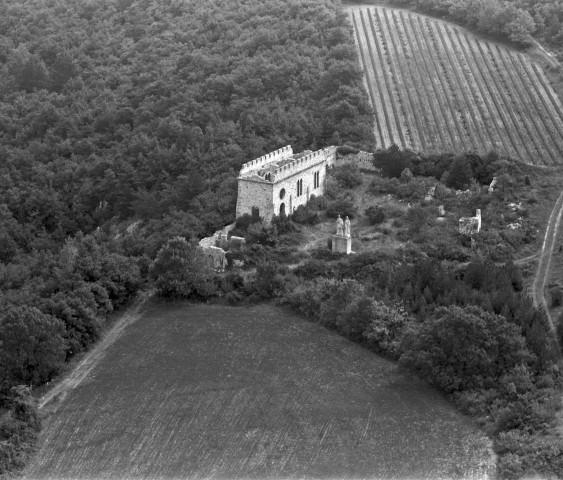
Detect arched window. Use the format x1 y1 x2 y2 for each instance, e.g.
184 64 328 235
279 188 286 199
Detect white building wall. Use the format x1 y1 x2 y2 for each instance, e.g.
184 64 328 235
272 163 327 216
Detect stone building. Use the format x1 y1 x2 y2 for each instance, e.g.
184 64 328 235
459 209 482 236
235 145 337 222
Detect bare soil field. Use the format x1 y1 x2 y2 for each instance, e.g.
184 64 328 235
24 302 495 479
348 6 563 165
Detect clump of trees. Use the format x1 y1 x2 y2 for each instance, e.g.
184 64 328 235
374 145 502 186
0 386 41 475
149 237 216 300
382 0 543 46
281 250 562 478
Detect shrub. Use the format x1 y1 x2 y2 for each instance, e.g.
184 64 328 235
225 290 244 305
374 144 416 178
253 262 287 299
336 145 360 155
405 205 432 235
291 204 320 225
271 215 299 234
0 386 41 476
365 205 385 224
332 163 363 189
446 155 473 190
233 213 258 235
326 197 356 219
280 277 338 318
549 285 563 307
246 222 278 247
362 301 409 358
369 175 400 195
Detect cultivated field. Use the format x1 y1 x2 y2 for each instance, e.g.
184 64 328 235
25 302 495 479
349 6 563 165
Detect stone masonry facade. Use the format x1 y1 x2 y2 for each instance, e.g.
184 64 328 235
236 145 337 222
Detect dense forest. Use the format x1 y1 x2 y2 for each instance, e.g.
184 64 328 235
382 0 563 53
0 0 373 473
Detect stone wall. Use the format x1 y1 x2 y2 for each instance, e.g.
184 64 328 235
334 150 377 172
235 178 274 220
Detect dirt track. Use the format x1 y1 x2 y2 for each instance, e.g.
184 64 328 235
531 190 563 357
39 290 153 411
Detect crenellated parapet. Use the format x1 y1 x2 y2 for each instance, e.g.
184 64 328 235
236 144 336 222
272 146 336 183
239 145 293 177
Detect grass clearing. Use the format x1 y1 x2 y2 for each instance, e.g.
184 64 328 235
25 302 494 479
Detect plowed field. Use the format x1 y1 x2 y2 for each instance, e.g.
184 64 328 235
349 6 563 165
25 303 495 479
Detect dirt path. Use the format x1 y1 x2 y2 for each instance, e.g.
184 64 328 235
531 190 563 358
514 252 540 265
39 290 153 411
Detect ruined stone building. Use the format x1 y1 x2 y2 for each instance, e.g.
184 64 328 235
235 145 337 222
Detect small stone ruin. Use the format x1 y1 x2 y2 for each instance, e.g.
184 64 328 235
459 209 481 236
198 223 244 271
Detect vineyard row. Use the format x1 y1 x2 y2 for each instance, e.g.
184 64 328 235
349 7 563 165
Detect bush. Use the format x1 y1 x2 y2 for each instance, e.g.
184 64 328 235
369 175 401 195
332 163 363 189
233 213 258 235
0 386 41 476
336 145 360 155
446 155 473 190
365 205 385 224
362 301 409 358
225 290 244 305
326 197 356 219
374 145 416 178
549 285 563 307
246 223 278 247
253 262 287 299
280 277 338 318
291 204 320 225
405 205 432 235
